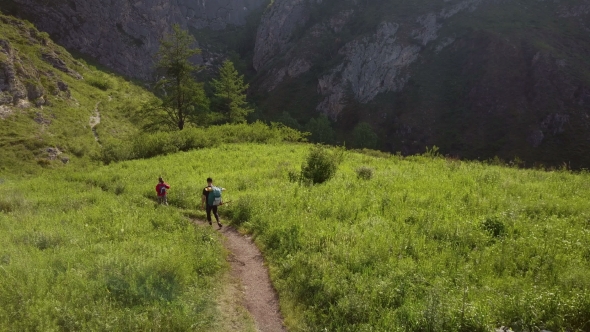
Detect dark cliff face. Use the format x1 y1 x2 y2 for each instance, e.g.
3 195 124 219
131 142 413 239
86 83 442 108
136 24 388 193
1 0 269 80
251 0 590 168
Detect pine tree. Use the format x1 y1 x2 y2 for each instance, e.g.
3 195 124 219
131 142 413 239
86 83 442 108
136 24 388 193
211 60 252 123
153 24 208 130
352 122 378 149
305 115 335 144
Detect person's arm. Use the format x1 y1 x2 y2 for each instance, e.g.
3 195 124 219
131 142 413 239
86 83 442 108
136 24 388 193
201 191 206 209
165 183 170 189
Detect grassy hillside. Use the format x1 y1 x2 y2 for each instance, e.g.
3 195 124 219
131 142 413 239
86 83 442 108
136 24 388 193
0 12 149 175
2 142 589 331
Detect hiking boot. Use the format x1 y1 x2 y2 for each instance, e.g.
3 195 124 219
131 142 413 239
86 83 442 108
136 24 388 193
208 221 212 226
217 222 223 229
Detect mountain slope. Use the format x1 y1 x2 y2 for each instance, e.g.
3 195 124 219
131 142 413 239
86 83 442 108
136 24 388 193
0 12 148 174
252 0 590 167
0 0 270 80
3 0 590 168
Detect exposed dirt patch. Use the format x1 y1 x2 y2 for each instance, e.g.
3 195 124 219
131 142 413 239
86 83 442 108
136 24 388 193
0 105 14 119
89 102 101 143
193 219 287 332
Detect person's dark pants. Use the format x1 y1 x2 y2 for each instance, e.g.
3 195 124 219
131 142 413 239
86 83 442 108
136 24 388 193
206 205 219 223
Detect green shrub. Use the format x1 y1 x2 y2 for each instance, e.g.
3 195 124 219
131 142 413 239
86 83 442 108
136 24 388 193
95 122 307 164
86 74 116 91
481 217 506 238
132 132 179 159
99 140 133 164
301 145 338 184
355 166 374 180
288 169 301 183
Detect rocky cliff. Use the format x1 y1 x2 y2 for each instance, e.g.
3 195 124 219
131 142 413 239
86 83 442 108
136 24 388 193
1 0 269 80
0 15 76 117
252 0 590 167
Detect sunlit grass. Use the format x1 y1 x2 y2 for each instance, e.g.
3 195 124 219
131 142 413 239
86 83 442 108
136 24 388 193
2 142 589 331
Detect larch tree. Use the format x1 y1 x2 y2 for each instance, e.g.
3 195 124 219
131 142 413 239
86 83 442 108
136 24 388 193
153 24 208 130
211 60 252 123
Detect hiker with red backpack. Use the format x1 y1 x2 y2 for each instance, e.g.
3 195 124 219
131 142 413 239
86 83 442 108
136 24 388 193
201 177 224 228
156 177 170 205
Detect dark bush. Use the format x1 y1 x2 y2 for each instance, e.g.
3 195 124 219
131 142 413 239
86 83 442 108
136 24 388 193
481 217 506 238
355 166 374 180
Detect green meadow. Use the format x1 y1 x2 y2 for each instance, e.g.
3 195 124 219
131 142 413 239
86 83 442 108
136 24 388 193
1 141 590 331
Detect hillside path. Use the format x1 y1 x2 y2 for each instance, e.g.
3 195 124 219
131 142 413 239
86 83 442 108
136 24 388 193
89 101 101 143
192 219 287 332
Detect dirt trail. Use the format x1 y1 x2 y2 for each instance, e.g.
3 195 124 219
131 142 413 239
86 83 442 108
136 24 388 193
89 102 101 143
193 219 287 332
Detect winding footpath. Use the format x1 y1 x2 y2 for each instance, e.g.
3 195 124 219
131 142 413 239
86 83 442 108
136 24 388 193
193 219 287 332
89 101 101 144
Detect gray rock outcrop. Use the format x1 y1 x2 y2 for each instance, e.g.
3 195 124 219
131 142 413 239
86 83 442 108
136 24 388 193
6 0 270 79
0 15 75 117
253 0 312 71
317 22 420 117
0 38 28 108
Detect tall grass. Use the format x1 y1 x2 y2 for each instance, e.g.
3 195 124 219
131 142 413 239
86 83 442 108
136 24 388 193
2 143 589 331
87 143 588 332
0 171 226 330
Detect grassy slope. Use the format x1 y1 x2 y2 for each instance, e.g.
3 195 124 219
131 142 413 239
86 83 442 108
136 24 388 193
0 13 148 176
0 156 255 330
3 142 588 331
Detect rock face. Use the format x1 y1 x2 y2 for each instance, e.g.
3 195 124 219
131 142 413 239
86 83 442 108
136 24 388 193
251 0 590 167
0 14 74 117
317 22 420 117
253 0 313 71
254 0 484 117
0 39 28 109
4 0 269 80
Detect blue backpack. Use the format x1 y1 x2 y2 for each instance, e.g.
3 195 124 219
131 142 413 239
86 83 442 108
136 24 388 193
207 186 223 206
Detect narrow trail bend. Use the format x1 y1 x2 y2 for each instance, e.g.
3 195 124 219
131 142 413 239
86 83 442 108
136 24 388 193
89 101 101 144
192 219 287 332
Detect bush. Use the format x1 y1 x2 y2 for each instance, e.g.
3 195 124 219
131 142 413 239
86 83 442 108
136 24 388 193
86 74 116 91
95 122 308 164
355 166 374 180
481 217 506 238
132 132 179 159
99 140 133 164
301 145 338 184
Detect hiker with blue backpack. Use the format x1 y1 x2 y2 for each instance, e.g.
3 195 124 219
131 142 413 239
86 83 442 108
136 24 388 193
201 177 224 228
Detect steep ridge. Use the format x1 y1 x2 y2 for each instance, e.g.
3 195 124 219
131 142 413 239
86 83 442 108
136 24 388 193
1 0 270 80
0 12 148 174
252 0 590 167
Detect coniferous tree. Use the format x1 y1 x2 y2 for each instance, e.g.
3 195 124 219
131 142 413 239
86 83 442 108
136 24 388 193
305 115 335 144
153 24 208 130
211 60 252 123
352 122 378 149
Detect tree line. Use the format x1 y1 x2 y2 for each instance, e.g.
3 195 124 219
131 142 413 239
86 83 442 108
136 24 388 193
147 25 252 131
149 25 379 150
